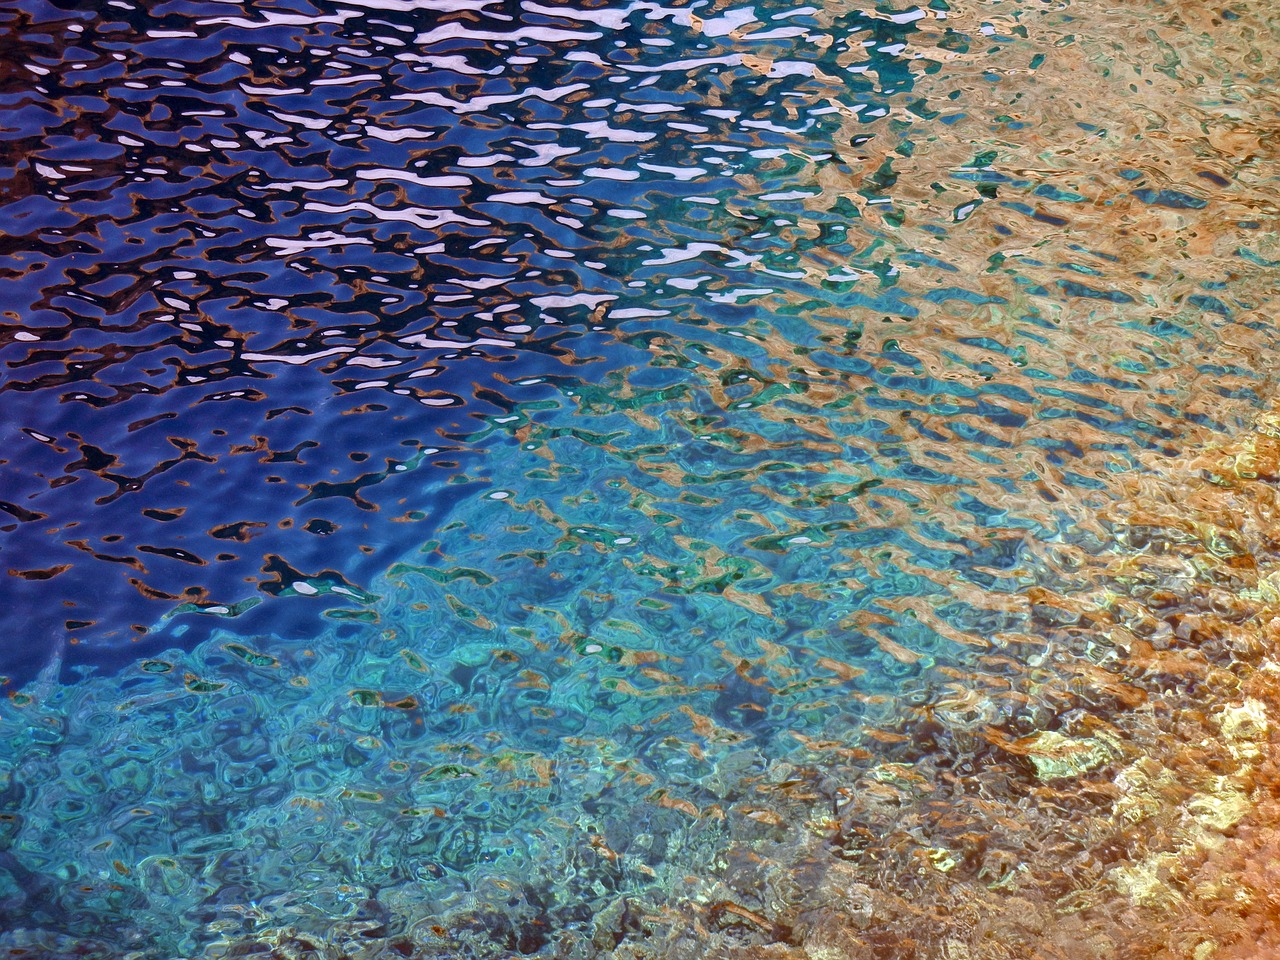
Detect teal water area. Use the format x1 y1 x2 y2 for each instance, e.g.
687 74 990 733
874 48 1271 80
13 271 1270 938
3 0 1280 956
1 377 1004 955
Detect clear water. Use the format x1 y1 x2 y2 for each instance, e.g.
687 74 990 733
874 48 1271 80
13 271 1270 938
2 0 1280 957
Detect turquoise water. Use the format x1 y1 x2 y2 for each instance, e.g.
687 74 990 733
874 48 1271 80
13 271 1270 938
3 0 1280 956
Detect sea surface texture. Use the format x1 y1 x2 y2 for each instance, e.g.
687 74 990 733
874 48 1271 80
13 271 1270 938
2 0 1280 957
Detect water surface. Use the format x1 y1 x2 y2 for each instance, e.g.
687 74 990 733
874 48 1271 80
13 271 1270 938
2 0 1280 956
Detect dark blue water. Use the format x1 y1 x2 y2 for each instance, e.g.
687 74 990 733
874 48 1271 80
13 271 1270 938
0 0 930 684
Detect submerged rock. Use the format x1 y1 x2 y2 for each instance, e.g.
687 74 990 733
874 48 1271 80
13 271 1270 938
1218 696 1270 762
1187 779 1252 834
1017 730 1121 782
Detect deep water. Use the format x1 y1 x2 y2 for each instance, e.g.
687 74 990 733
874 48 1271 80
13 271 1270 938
2 0 1280 957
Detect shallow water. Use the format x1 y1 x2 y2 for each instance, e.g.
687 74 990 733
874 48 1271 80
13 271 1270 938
2 0 1280 957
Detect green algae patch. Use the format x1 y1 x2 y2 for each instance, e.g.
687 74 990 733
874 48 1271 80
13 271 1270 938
990 728 1123 781
927 846 958 873
1022 731 1121 781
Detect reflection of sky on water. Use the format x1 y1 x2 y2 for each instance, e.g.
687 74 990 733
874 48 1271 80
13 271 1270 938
0 0 935 678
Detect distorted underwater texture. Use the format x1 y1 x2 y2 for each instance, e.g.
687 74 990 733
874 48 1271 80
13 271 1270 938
2 0 1280 956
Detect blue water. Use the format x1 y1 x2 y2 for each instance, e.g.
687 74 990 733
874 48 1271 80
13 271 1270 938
2 0 1279 955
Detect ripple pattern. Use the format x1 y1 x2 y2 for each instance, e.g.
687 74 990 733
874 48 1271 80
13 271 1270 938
1 0 1280 956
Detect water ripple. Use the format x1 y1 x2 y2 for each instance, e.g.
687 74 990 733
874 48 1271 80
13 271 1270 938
2 0 1280 955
